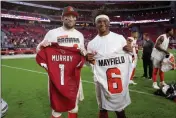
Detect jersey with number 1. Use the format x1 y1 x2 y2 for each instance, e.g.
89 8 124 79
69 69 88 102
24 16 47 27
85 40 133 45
87 32 131 111
36 43 85 112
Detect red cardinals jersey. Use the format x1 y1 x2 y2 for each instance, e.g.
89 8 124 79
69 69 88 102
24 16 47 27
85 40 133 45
36 43 85 112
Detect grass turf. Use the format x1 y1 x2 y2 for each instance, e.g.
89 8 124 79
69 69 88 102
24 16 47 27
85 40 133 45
1 52 176 118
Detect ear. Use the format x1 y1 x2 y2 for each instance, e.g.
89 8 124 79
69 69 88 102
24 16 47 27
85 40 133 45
107 21 110 26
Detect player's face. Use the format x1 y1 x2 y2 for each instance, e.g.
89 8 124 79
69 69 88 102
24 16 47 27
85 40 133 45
169 29 174 36
96 18 110 35
62 14 76 29
132 32 139 39
143 35 148 40
127 39 132 45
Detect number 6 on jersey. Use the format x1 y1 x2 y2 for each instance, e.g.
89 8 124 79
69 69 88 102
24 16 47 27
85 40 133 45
106 68 123 94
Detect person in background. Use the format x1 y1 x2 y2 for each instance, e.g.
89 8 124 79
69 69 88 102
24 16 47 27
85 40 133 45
128 27 139 85
151 28 174 89
142 33 154 80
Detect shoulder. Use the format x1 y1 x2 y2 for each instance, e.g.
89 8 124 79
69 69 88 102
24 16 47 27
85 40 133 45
149 40 154 43
87 35 98 47
111 32 125 38
158 34 165 40
74 29 84 37
47 27 61 34
111 32 126 41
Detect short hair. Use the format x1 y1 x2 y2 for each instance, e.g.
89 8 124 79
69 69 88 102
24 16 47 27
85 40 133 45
165 28 173 33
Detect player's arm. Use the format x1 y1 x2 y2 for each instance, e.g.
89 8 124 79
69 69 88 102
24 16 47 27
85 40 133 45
36 30 51 53
86 42 95 64
167 40 171 52
155 36 169 55
79 34 87 56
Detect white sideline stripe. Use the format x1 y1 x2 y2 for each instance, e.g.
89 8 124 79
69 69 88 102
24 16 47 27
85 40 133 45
2 65 153 96
2 65 47 75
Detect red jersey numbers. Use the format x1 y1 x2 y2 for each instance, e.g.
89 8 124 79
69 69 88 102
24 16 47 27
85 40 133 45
106 68 123 94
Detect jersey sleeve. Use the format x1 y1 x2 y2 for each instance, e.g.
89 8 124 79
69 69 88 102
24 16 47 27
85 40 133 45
120 35 127 47
36 49 48 70
87 41 94 53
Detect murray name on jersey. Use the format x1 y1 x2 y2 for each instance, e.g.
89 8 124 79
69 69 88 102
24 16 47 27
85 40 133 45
52 55 73 62
98 56 125 66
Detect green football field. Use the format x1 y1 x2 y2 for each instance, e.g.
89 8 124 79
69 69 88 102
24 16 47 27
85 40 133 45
1 52 176 118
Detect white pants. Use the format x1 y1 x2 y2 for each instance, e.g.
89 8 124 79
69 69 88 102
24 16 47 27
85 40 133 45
152 58 162 68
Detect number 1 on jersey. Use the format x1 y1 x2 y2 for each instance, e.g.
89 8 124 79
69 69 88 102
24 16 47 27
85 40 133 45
59 64 64 85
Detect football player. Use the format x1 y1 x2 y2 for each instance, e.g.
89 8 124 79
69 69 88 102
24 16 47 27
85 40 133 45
151 28 174 89
86 10 133 118
36 6 86 118
128 27 139 85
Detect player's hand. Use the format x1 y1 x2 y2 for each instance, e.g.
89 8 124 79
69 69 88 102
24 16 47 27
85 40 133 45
86 53 95 62
123 45 133 53
80 49 86 56
40 40 51 49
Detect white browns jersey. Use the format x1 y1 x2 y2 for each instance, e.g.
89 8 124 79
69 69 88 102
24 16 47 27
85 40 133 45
36 27 86 104
151 34 170 61
161 53 176 72
87 32 131 111
36 27 86 55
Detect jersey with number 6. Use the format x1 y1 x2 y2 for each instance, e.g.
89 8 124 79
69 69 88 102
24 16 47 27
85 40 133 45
87 32 131 111
36 43 85 112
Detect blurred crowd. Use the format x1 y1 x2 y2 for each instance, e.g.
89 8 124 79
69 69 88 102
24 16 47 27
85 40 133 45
1 22 176 52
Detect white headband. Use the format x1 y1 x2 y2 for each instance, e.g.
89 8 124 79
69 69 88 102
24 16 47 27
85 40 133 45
95 15 110 23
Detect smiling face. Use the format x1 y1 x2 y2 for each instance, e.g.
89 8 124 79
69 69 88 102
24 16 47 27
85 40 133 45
62 14 77 29
96 17 110 36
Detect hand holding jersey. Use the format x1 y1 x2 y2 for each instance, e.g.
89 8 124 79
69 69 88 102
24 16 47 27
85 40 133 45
36 6 86 118
87 13 132 118
36 43 85 112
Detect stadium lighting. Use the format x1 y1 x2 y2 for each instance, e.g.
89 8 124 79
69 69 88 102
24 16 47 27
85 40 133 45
115 16 121 18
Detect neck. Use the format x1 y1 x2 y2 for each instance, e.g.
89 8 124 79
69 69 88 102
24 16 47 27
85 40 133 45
98 30 110 37
62 25 74 31
166 33 170 38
